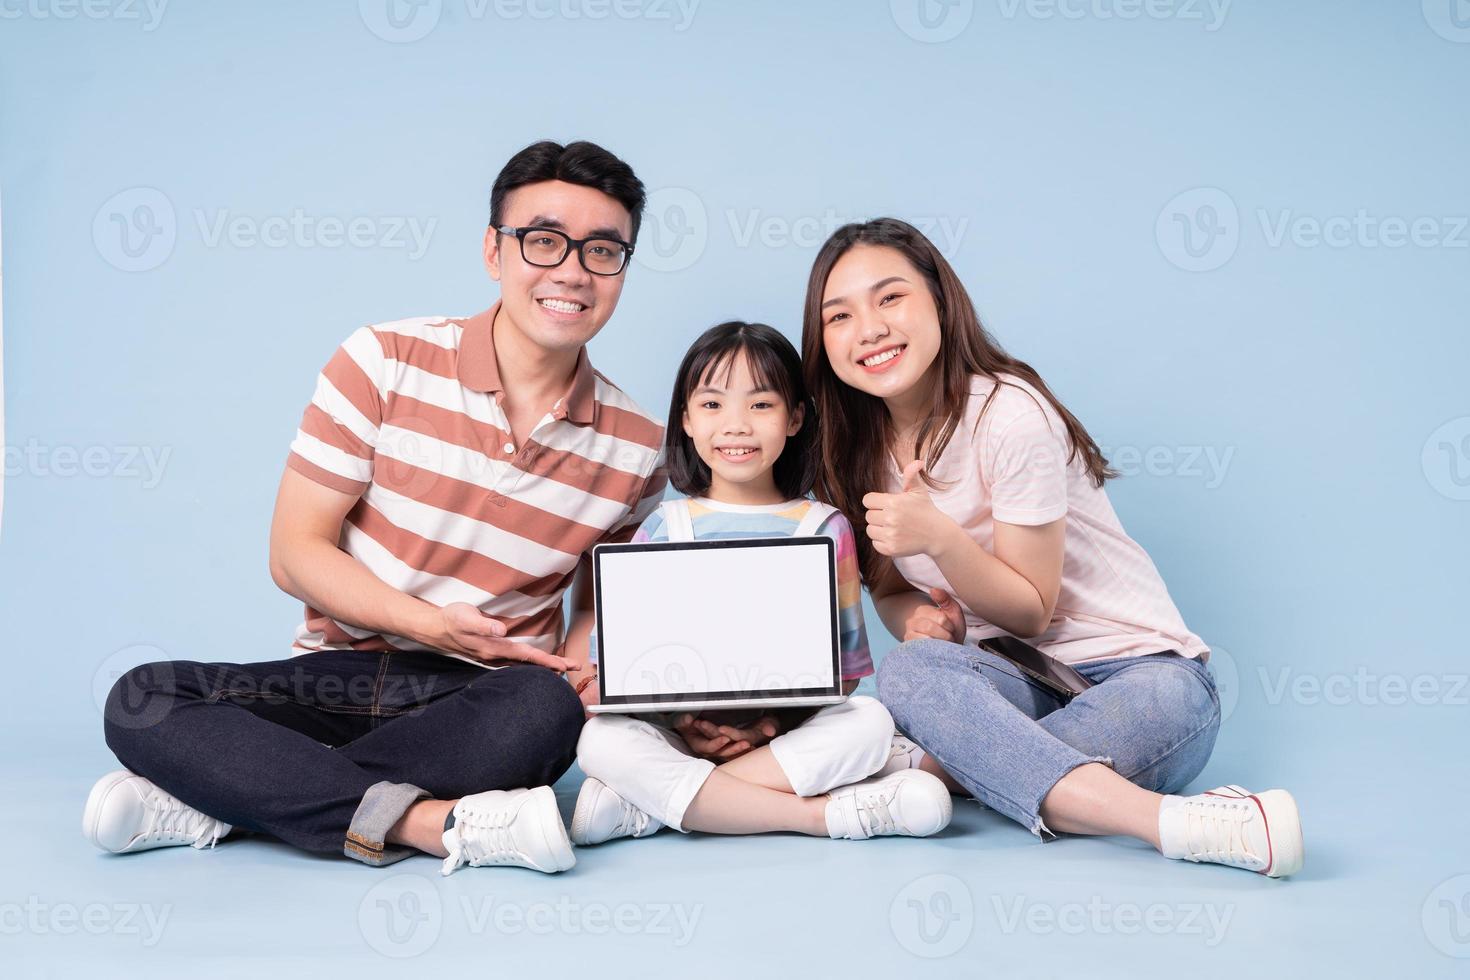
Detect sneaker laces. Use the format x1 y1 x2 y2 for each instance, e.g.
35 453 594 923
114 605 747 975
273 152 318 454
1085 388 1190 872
612 801 652 839
853 784 900 837
1180 797 1262 869
143 791 223 849
441 802 523 875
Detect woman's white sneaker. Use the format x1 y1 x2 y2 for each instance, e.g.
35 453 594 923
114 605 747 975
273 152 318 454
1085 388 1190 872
83 770 232 854
1158 785 1304 877
569 777 663 846
825 769 953 840
439 785 575 876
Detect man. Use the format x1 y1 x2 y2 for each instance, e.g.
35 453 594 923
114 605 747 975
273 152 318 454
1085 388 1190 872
84 140 667 875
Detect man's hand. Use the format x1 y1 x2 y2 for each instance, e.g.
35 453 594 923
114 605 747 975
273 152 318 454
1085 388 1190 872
431 602 580 673
863 460 963 558
903 587 967 643
672 713 781 762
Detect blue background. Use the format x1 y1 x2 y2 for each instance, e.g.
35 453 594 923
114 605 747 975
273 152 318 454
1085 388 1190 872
2 1 1467 976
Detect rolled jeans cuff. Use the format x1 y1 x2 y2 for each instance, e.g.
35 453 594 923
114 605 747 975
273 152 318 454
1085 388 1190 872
344 780 430 866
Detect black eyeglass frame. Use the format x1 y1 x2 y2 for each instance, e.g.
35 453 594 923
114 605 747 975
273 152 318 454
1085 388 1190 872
494 224 635 276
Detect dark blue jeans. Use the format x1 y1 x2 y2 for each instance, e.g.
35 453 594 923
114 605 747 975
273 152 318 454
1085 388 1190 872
103 650 584 865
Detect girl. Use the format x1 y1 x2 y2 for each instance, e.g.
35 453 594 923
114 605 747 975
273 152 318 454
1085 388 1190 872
802 219 1305 877
572 321 952 845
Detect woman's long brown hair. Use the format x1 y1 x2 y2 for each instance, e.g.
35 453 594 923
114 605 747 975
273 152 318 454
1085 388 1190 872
800 218 1114 586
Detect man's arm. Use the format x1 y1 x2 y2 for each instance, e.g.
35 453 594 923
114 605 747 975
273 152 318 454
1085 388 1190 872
558 554 600 710
267 467 577 672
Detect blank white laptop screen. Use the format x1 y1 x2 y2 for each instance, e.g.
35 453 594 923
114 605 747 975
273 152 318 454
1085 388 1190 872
591 537 841 712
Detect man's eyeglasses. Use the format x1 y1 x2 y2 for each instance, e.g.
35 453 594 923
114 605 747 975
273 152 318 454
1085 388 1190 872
495 225 634 276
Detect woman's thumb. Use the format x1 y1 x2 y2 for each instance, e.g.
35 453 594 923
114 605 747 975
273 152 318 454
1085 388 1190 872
929 587 955 609
901 459 927 493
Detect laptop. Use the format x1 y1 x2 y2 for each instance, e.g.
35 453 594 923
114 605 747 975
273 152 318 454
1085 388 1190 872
587 537 846 714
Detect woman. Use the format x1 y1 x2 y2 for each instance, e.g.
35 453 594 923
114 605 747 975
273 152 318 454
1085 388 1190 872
801 218 1303 876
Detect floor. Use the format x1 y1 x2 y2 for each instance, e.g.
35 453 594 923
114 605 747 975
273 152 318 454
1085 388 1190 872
5 708 1466 978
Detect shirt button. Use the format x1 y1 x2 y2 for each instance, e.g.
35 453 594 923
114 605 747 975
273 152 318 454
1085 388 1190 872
503 442 516 455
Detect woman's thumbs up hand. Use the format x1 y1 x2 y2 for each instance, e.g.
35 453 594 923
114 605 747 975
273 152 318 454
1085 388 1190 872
861 459 961 559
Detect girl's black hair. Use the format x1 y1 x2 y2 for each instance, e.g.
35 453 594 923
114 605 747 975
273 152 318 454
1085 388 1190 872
665 321 818 500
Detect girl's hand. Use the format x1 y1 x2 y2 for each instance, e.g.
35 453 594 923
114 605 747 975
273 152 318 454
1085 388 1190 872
862 461 962 559
671 713 778 762
903 587 967 643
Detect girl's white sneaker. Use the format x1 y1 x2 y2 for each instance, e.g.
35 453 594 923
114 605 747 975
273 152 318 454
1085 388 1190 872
825 769 953 840
1158 785 1304 878
439 785 575 875
874 734 928 777
569 777 664 845
83 770 231 854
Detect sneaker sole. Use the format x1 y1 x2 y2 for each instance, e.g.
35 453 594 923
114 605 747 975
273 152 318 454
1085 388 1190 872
529 785 577 872
82 770 139 853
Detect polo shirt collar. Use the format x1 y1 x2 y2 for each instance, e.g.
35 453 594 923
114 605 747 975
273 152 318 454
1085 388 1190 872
457 301 596 425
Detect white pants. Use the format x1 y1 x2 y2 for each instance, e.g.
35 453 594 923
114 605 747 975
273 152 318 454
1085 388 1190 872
577 696 895 832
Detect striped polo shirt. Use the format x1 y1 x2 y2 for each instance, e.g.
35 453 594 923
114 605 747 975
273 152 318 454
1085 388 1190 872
285 302 667 663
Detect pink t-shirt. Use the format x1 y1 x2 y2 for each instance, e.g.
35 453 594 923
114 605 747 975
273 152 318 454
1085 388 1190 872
888 374 1209 666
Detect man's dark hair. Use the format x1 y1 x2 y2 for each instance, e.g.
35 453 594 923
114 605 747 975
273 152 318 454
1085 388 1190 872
489 140 647 243
665 321 819 500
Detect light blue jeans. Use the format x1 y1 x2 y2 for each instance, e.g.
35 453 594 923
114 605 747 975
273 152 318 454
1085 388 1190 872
876 640 1221 838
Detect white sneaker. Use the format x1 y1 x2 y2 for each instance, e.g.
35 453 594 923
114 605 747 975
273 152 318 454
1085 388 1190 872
1158 785 1304 878
874 734 928 778
825 769 953 840
440 785 575 876
83 770 232 854
569 777 663 846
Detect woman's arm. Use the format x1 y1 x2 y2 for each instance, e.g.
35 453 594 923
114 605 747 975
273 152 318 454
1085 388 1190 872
864 461 1064 639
